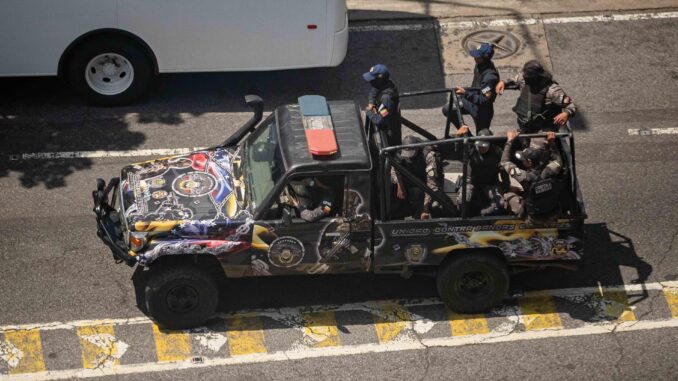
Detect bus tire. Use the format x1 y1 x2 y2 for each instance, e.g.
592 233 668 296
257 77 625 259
436 254 509 314
145 265 218 329
67 38 153 106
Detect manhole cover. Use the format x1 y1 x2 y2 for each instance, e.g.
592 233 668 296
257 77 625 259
462 30 521 60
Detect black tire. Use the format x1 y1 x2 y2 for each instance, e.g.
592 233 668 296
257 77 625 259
67 38 153 106
145 265 218 329
436 254 509 314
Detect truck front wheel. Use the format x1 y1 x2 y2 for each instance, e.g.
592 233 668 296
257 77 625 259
436 254 509 314
145 265 218 329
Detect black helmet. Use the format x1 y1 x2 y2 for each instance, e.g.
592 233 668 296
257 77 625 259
475 129 493 149
399 135 422 160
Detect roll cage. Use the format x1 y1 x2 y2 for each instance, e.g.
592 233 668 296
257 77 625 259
367 87 583 221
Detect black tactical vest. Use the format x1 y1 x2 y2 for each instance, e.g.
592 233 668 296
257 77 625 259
472 62 499 104
512 81 560 133
469 146 501 185
525 177 560 215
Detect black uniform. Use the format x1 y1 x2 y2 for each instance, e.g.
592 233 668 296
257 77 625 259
390 144 442 218
367 80 402 146
290 182 335 222
500 142 561 226
443 61 500 133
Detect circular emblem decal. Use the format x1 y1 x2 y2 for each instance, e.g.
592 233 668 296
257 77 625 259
172 172 217 197
268 237 305 268
151 190 168 199
405 244 427 263
149 177 166 188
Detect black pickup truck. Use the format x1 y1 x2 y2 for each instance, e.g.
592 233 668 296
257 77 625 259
93 92 586 329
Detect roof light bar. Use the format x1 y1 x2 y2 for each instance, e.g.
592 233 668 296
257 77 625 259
298 95 338 156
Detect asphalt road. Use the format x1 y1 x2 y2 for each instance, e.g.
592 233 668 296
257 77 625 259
1 11 677 381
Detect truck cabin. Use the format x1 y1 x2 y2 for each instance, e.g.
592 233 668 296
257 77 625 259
367 88 586 223
243 96 372 223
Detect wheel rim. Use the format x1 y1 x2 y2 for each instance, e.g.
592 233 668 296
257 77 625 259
166 284 200 314
455 270 494 300
85 53 135 95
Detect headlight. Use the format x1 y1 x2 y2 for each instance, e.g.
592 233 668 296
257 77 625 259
129 232 148 252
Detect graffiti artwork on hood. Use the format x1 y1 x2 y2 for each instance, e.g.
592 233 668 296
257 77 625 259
121 148 246 226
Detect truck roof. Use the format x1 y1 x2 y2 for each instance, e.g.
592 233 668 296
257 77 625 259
275 100 372 172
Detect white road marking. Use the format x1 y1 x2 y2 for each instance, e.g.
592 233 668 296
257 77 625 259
190 327 228 353
4 318 678 381
2 281 678 333
0 341 23 369
349 10 678 32
627 127 678 136
80 334 129 368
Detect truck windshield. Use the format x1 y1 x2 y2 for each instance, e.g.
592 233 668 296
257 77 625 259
242 118 285 212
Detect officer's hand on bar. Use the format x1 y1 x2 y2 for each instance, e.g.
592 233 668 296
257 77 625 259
495 80 505 95
455 125 470 137
553 112 569 126
546 131 556 143
507 130 519 142
454 87 465 95
420 212 431 220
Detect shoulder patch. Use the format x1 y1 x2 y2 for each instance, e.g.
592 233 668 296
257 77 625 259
379 108 389 117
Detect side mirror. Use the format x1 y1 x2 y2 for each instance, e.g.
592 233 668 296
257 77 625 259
282 207 293 226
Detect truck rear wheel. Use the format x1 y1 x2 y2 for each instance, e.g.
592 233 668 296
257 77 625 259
145 265 218 329
67 38 153 106
436 254 509 314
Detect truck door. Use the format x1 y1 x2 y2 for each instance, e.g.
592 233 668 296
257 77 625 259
250 174 368 276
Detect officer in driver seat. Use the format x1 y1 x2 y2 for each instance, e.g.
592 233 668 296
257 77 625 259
287 177 335 222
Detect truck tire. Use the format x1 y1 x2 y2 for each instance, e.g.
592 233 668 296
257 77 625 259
145 265 218 329
436 254 509 314
67 38 153 106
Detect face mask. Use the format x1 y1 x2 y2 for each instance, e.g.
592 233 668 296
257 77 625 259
370 78 387 89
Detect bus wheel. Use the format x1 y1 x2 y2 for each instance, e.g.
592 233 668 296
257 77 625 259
145 265 218 329
436 254 509 314
67 38 153 106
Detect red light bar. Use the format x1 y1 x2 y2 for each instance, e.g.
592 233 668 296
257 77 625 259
298 95 338 157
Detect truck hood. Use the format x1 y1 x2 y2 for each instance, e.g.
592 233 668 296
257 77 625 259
120 147 250 229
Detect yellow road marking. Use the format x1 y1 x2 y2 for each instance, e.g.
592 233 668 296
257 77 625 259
77 324 120 369
662 287 678 318
4 329 46 374
448 311 490 336
300 311 341 348
601 291 636 322
151 324 192 362
225 316 267 356
519 294 563 331
372 302 411 343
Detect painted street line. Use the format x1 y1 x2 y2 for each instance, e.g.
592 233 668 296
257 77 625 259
3 318 678 381
627 127 678 136
1 281 678 379
349 10 678 32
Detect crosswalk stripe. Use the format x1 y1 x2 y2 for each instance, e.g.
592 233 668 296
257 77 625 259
372 302 411 343
601 291 636 322
225 316 267 356
3 329 46 374
151 324 192 362
300 311 341 348
519 294 563 331
662 287 678 318
77 324 124 369
448 311 490 336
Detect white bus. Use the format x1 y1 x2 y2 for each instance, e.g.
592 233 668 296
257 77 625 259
0 0 348 106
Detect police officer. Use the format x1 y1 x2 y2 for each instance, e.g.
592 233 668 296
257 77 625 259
364 64 402 146
453 128 509 216
442 43 500 134
391 135 441 219
500 130 561 227
288 177 335 222
496 60 576 134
